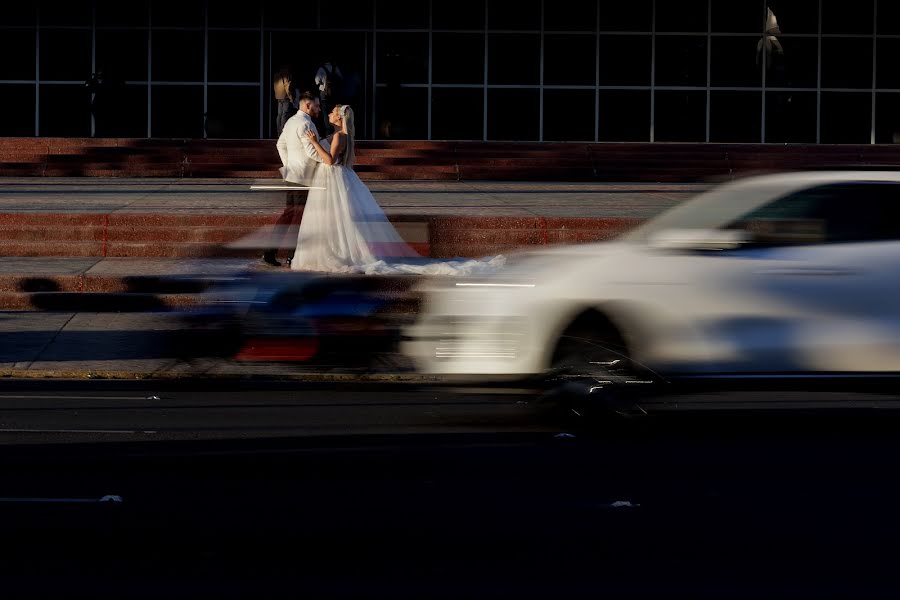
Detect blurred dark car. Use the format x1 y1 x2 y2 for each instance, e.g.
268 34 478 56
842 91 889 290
173 271 420 368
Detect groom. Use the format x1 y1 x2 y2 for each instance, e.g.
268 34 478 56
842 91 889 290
264 91 325 266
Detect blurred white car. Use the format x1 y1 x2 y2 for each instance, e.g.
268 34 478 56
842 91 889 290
403 172 900 387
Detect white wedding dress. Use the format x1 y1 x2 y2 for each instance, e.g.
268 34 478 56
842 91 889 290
291 141 505 276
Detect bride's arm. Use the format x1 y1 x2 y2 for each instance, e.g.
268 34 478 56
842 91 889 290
304 129 335 166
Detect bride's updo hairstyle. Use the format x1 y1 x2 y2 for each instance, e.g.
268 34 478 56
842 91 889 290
337 104 356 168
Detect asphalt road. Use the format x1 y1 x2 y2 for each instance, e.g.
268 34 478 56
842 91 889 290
2 381 900 598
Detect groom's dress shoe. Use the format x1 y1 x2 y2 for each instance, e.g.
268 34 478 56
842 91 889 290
262 252 282 267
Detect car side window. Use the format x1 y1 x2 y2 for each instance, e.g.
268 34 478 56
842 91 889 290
726 182 900 246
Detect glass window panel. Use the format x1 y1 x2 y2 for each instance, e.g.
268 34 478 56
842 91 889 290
95 0 149 27
820 92 871 143
878 2 900 35
38 0 91 27
0 85 35 136
208 4 261 28
598 90 650 141
433 33 485 84
765 91 816 142
39 29 91 81
206 86 260 139
151 30 204 82
765 0 819 34
487 34 540 84
710 90 762 141
376 33 428 84
151 85 204 138
598 1 652 32
269 32 327 94
208 31 261 83
711 0 766 33
822 0 873 34
598 35 651 85
4 6 36 26
877 39 900 89
375 86 427 139
487 88 539 140
151 0 204 27
543 89 595 141
376 0 429 29
39 84 91 136
711 37 763 87
764 36 818 88
96 30 148 82
102 84 148 138
821 38 872 89
431 88 484 139
655 36 707 86
875 93 900 143
433 0 485 30
0 30 36 80
264 0 319 29
655 90 707 141
487 0 540 30
656 0 709 32
545 0 597 31
320 0 373 29
544 34 596 86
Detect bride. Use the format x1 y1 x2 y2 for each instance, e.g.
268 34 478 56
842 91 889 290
290 105 504 276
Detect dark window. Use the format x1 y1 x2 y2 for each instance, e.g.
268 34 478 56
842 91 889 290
544 34 596 86
598 90 650 141
432 88 484 140
102 84 148 138
598 35 651 86
151 85 204 138
711 37 763 87
39 84 91 136
877 39 900 89
655 36 707 86
95 0 149 27
208 4 261 28
821 38 873 89
656 0 709 32
598 1 653 32
0 30 36 80
433 0 485 30
40 29 91 82
206 86 259 139
765 91 816 142
151 30 204 82
433 33 484 84
320 0 373 29
376 0 429 29
264 0 319 29
875 93 900 144
487 0 540 30
37 0 90 27
655 91 707 142
487 34 540 85
728 183 900 245
765 0 819 34
878 2 900 35
208 31 261 83
543 89 595 141
821 92 871 144
710 91 762 142
0 85 35 136
96 30 149 82
151 0 204 27
487 88 539 140
4 5 36 26
545 0 597 31
270 31 327 94
822 0 873 34
376 33 428 84
711 0 766 33
375 86 427 139
765 36 818 88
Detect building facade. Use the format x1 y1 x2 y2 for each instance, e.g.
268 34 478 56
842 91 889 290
1 0 898 143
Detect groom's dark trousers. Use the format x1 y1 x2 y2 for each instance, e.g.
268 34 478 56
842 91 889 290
265 190 307 262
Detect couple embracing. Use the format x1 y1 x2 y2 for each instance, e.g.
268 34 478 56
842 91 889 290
272 92 504 276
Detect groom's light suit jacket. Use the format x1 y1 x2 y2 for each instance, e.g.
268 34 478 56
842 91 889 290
275 111 324 185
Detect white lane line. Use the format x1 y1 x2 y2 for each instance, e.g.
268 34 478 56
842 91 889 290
0 429 157 434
